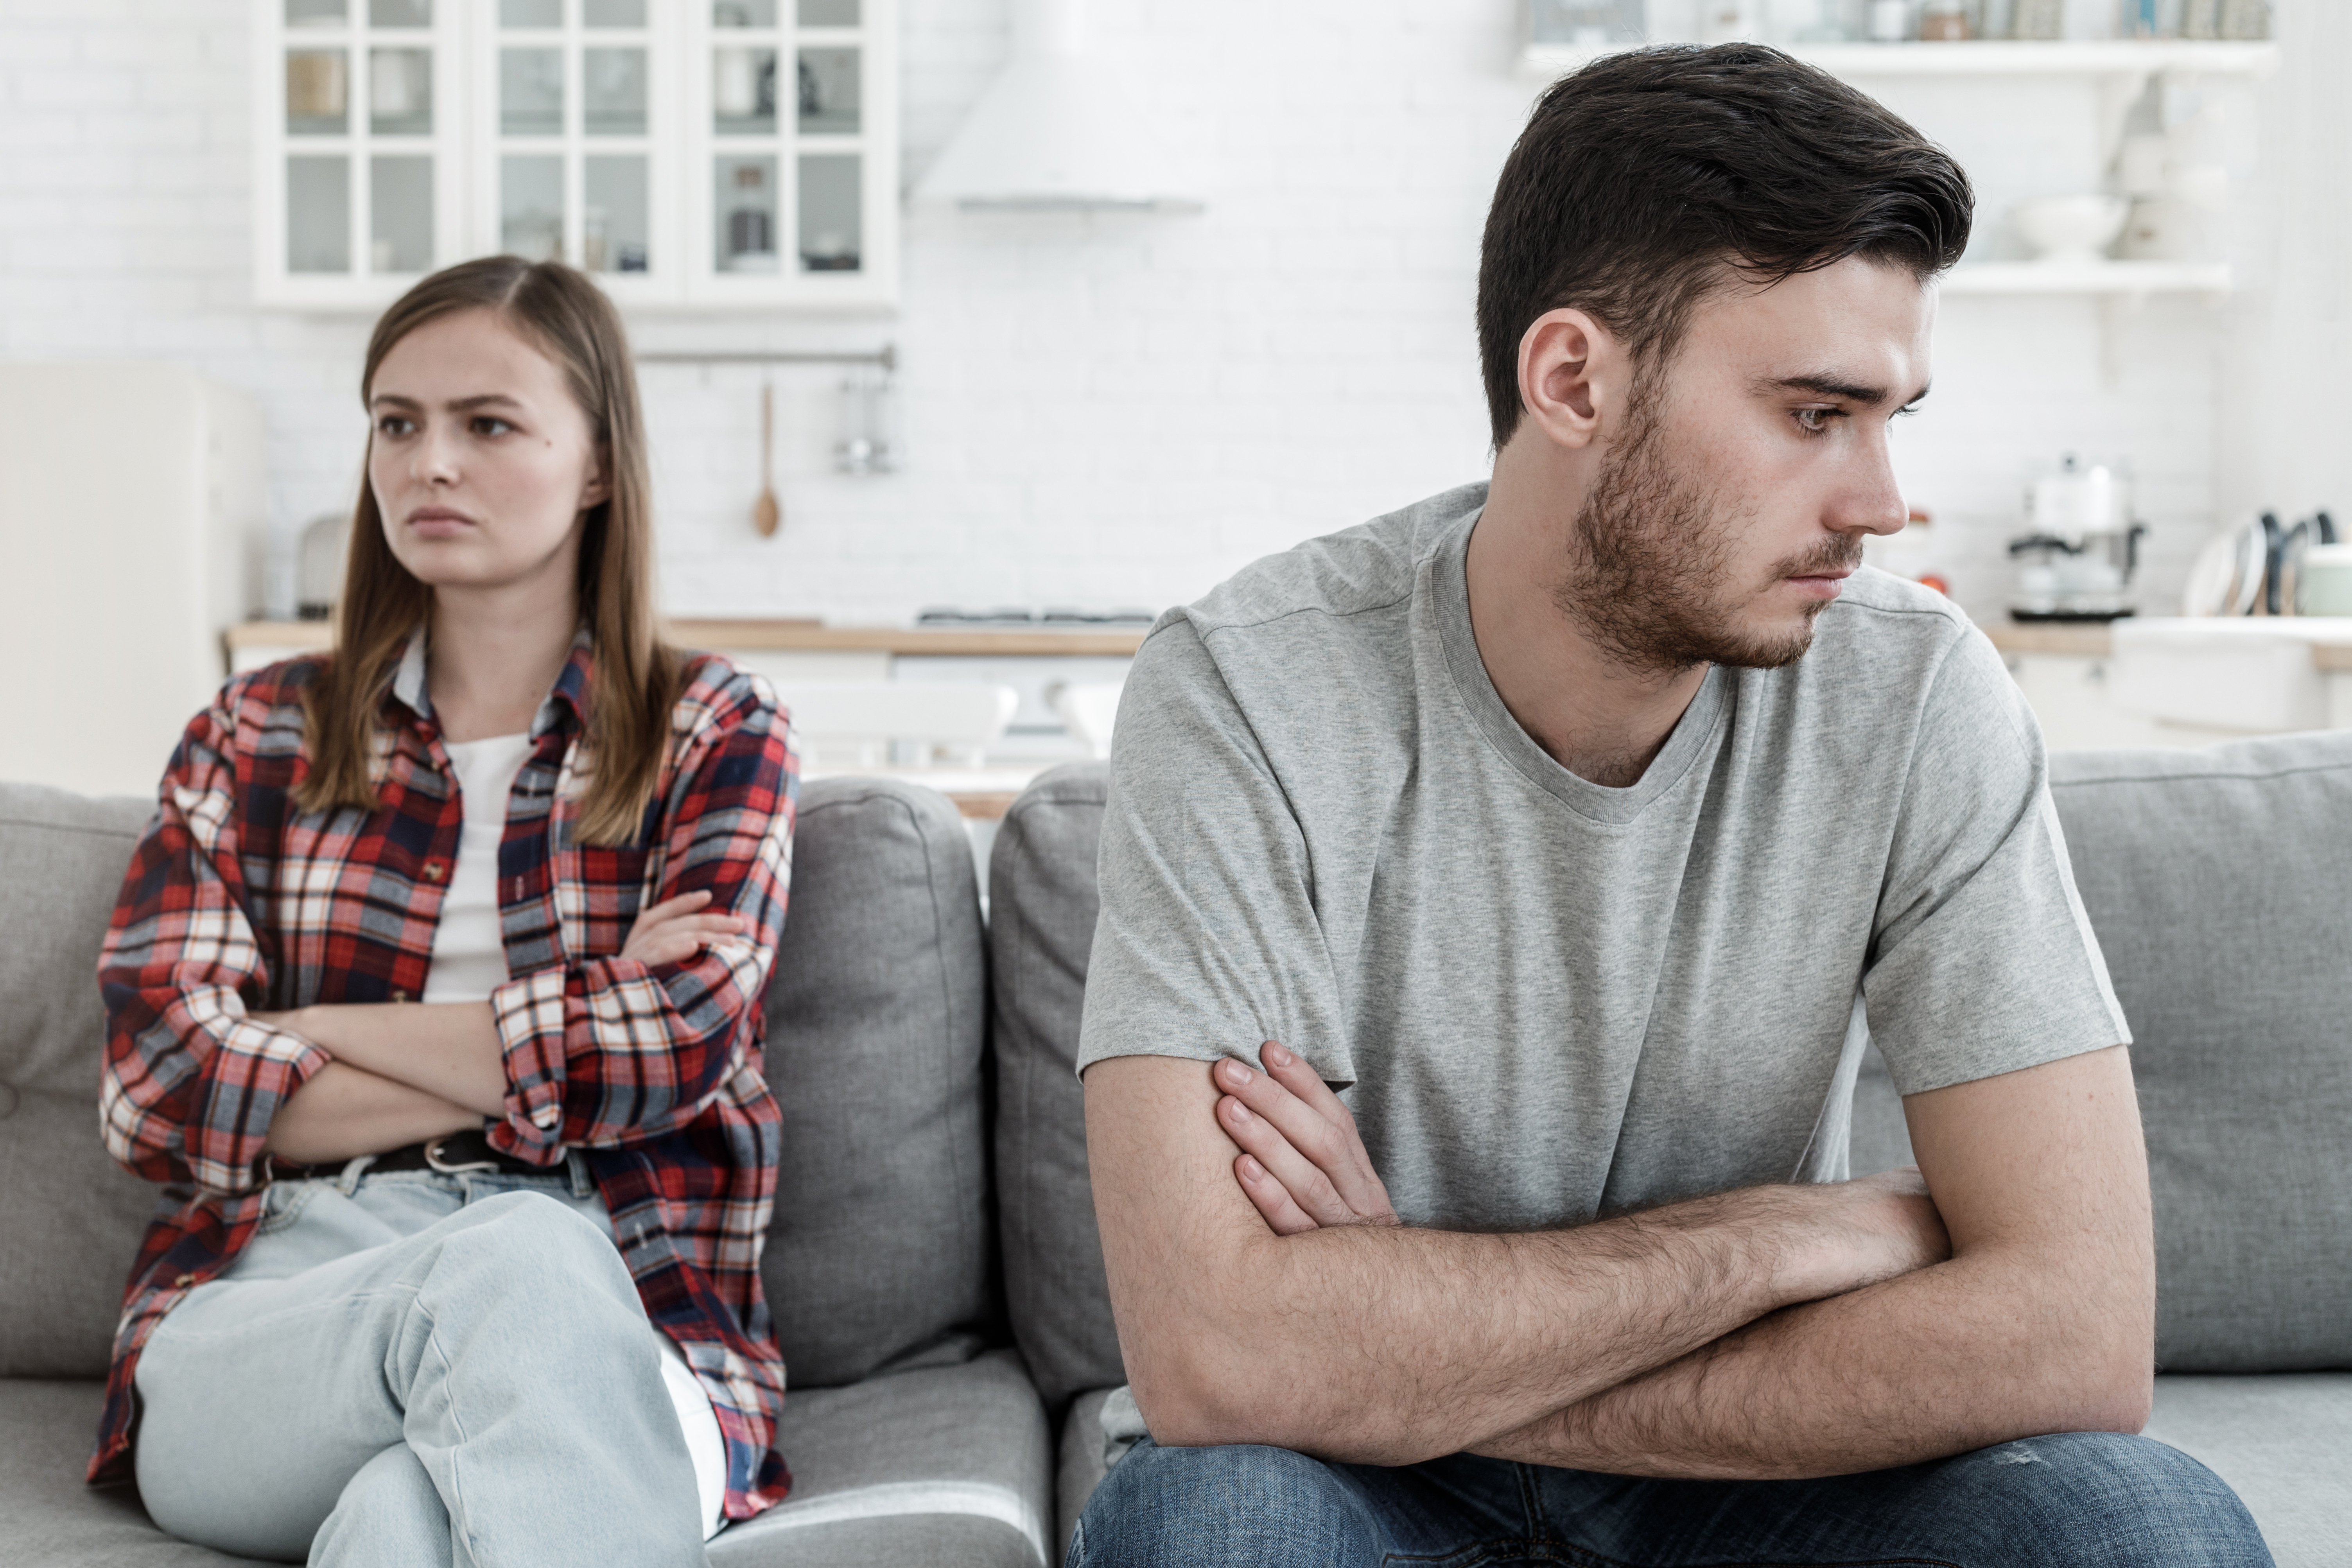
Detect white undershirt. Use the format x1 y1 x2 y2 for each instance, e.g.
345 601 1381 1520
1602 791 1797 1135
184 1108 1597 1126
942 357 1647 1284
420 732 534 1007
421 731 728 1538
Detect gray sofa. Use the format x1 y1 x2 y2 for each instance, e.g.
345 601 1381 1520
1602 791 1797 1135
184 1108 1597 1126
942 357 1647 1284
4 734 2349 1565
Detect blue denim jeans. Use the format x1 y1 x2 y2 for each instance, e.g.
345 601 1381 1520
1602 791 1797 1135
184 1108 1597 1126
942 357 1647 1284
1070 1432 2273 1567
133 1171 709 1567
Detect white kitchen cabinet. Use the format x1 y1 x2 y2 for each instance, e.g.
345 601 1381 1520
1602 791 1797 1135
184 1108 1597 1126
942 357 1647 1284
256 0 470 309
254 0 897 311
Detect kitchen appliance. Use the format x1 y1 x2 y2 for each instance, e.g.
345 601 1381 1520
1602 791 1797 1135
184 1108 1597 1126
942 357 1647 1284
2007 456 2147 623
298 511 348 620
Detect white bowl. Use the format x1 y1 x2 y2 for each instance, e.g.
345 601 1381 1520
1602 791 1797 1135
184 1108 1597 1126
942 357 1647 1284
2013 196 2130 264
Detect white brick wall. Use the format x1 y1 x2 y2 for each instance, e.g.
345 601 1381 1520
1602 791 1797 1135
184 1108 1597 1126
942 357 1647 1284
0 0 2313 626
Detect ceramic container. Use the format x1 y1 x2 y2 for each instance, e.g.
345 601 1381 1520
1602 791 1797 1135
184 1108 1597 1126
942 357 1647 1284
2014 195 2130 264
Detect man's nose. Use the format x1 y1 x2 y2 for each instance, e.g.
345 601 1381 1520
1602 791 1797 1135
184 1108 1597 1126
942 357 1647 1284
1836 435 1909 538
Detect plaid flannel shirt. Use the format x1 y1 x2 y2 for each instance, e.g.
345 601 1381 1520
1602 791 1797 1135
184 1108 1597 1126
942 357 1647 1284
92 630 798 1521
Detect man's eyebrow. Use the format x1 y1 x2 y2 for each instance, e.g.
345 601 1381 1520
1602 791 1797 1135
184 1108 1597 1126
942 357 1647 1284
1765 373 1933 408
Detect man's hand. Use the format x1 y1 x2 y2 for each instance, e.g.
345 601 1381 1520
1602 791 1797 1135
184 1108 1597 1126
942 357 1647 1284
1213 1041 1397 1233
622 890 747 967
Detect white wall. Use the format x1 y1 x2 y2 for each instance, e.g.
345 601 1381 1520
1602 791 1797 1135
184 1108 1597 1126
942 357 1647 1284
0 0 2319 626
2216 0 2351 531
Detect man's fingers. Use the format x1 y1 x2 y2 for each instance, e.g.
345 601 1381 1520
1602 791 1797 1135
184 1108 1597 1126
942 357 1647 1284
1258 1040 1353 1125
1226 1049 1393 1220
1234 1154 1320 1236
1216 1094 1357 1229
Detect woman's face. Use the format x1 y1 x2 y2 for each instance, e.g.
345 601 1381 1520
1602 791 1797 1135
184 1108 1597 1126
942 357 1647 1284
367 308 609 602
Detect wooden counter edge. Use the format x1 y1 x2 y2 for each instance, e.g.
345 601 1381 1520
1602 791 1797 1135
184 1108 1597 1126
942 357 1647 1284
224 619 1152 658
1981 624 2114 658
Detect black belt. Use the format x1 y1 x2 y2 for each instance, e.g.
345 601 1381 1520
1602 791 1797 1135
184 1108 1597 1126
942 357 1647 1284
267 1127 551 1183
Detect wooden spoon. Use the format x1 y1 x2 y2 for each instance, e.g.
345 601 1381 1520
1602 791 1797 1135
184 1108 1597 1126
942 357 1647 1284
753 383 780 537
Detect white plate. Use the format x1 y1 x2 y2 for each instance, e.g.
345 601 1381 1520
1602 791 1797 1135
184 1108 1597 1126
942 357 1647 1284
2182 529 2241 617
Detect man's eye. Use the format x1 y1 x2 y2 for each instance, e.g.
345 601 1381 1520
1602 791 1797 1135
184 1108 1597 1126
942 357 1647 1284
1794 407 1838 435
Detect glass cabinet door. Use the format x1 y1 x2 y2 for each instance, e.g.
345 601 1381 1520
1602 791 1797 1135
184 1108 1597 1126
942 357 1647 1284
264 0 460 303
477 0 672 298
261 0 892 310
689 0 890 300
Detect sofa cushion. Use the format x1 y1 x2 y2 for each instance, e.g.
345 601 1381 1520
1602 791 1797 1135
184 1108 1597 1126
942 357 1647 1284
0 1379 267 1566
0 1354 1051 1568
989 763 1125 1415
710 1348 1050 1568
0 785 158 1379
761 778 993 1389
2144 1372 2352 1568
2049 736 2352 1372
1055 1385 1118 1563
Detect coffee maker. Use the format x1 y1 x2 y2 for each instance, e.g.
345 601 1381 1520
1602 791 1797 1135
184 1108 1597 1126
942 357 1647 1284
2006 455 2148 623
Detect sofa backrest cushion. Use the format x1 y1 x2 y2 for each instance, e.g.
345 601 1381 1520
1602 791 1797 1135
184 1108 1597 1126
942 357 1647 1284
0 783 161 1378
989 763 1124 1412
2050 733 2352 1372
761 777 994 1387
0 774 997 1390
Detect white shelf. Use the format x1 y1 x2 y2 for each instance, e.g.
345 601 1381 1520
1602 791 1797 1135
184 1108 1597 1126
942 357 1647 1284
1520 38 2279 81
1939 260 2230 295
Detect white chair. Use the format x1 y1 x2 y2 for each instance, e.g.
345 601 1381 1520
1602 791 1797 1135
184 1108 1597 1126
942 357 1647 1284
772 680 1020 771
1048 680 1125 760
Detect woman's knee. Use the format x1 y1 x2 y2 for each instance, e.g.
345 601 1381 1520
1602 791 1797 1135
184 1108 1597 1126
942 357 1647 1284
1071 1439 1381 1568
434 1190 630 1292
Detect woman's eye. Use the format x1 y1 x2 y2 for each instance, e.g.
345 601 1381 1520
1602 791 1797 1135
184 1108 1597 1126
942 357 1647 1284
470 416 515 437
377 416 414 437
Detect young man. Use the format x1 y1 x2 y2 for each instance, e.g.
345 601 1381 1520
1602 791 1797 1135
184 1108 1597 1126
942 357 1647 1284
1071 44 2271 1568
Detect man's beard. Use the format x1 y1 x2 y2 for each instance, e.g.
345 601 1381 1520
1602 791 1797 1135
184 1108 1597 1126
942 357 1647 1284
1551 400 1860 675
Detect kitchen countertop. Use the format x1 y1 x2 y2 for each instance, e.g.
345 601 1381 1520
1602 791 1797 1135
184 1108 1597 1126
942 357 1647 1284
1981 623 2118 658
225 619 1154 658
226 618 2344 669
1983 620 2352 671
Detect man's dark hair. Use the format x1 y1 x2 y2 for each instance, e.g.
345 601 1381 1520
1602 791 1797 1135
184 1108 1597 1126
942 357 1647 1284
1477 44 1973 448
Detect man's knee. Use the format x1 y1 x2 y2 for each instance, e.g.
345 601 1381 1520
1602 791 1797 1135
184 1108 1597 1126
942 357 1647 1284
1070 1439 1380 1568
1947 1432 2271 1565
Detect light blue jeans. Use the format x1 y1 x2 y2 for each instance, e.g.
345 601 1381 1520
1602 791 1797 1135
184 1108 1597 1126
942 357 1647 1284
133 1168 709 1567
1071 1432 2275 1568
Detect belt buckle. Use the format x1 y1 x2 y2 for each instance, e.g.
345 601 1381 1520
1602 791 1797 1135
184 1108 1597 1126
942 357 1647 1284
423 1136 501 1176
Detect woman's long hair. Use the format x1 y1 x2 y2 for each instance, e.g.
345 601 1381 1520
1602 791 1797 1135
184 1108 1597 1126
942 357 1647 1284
294 256 679 846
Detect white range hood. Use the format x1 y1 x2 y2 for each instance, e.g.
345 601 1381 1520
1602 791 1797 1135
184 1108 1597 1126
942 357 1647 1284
911 0 1205 214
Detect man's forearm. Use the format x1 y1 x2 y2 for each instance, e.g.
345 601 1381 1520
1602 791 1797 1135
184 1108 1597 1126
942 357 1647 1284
1123 1180 1934 1466
1092 1054 1948 1469
1477 1239 2154 1480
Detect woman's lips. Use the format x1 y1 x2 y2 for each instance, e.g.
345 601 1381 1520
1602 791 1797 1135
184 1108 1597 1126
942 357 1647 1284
405 509 476 539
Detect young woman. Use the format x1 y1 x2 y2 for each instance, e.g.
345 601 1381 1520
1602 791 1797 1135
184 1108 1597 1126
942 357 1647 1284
92 256 795 1565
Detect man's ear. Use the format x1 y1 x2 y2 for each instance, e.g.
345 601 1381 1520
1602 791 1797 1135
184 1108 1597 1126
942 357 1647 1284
1514 308 1626 452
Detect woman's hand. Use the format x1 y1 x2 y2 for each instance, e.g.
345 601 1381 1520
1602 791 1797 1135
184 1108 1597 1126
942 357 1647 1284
621 889 748 967
1212 1040 1398 1235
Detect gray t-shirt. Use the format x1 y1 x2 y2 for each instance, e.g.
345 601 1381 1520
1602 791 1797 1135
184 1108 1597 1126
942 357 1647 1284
1076 483 2129 1230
